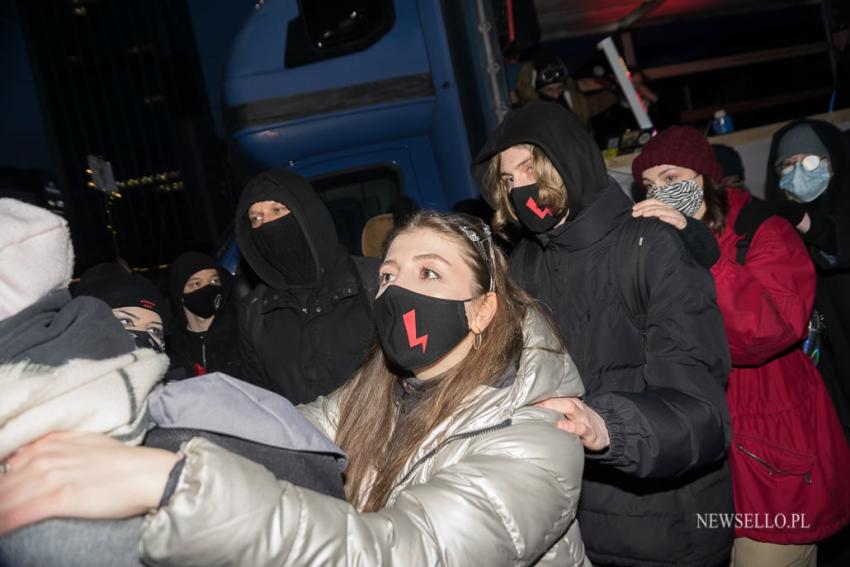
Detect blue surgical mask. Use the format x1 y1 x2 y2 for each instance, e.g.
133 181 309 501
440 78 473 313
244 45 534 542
779 160 831 203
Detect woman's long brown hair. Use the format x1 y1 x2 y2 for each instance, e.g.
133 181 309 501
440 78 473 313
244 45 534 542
335 212 538 512
700 177 730 234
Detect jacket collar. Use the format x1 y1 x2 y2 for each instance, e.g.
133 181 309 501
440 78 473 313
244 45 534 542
542 181 631 252
257 258 360 314
382 308 584 502
400 308 585 456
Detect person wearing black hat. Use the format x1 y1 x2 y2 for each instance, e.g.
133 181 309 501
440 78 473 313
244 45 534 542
712 144 746 185
532 48 657 129
165 251 242 380
75 262 168 354
532 49 616 127
532 49 571 104
235 169 380 404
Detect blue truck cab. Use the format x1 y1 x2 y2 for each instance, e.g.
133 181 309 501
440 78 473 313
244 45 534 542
223 0 509 255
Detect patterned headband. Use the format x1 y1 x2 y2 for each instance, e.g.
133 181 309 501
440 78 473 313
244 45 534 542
458 223 496 293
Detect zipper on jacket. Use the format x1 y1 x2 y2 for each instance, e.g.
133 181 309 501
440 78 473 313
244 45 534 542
391 418 513 493
736 444 813 484
200 335 207 368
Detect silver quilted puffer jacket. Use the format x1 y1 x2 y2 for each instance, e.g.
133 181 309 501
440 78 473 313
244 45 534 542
140 308 591 566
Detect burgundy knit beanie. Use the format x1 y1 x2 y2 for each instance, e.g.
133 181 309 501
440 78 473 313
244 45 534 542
632 126 724 184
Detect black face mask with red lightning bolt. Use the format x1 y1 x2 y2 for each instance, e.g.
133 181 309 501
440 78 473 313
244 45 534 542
374 285 471 372
509 183 560 233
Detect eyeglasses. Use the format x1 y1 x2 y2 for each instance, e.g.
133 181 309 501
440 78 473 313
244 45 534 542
539 64 567 84
777 155 826 176
459 223 496 292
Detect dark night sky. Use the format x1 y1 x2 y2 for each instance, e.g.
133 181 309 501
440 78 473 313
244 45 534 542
0 0 255 179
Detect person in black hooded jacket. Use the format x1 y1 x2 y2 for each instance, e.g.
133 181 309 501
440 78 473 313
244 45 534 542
764 118 850 444
475 100 733 567
235 169 379 404
165 251 242 380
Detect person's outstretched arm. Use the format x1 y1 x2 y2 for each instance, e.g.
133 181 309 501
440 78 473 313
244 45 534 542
140 419 584 567
0 418 587 566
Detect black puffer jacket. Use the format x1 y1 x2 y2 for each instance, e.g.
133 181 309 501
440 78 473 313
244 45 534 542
476 101 733 567
235 170 378 405
165 251 242 380
765 118 850 442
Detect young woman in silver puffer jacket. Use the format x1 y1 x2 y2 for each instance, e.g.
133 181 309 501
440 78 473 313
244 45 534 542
0 212 590 567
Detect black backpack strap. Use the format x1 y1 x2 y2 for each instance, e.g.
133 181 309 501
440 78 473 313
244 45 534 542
352 256 381 314
615 218 651 337
733 198 774 266
735 238 752 265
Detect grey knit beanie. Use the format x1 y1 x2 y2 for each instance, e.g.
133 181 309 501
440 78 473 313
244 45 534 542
777 124 829 161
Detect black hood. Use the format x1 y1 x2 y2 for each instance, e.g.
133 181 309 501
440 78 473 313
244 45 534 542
473 100 610 218
235 169 344 290
167 251 234 321
765 118 850 213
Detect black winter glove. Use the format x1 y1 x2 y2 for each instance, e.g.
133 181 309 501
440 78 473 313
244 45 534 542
800 210 838 255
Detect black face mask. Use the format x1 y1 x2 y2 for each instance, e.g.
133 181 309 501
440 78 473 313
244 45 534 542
374 285 471 372
128 329 165 353
182 284 223 319
509 183 560 233
251 214 317 286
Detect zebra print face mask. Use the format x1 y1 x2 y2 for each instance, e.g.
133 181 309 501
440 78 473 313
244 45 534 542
647 178 704 217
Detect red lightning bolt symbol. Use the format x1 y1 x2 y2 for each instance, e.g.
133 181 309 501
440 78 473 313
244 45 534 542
526 197 553 219
403 309 428 353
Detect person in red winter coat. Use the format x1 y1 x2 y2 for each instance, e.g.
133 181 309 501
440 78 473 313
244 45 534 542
631 126 850 567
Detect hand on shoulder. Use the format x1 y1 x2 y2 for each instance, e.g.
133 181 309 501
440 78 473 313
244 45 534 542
536 397 610 451
632 199 687 230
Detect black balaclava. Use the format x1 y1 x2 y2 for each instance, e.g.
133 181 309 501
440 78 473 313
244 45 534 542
235 169 346 291
474 100 611 228
251 214 316 286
